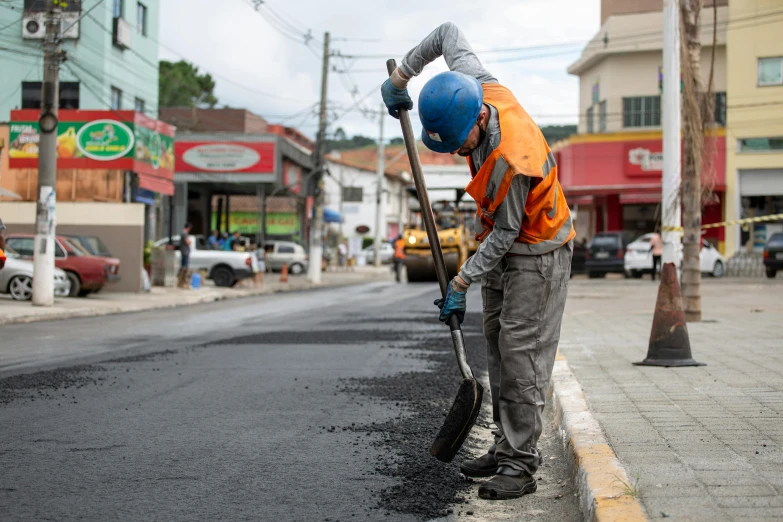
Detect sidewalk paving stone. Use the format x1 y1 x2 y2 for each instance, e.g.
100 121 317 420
559 277 783 520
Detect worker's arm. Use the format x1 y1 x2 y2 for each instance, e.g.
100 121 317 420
391 22 498 88
457 175 530 286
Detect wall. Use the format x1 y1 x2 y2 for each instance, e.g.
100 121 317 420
724 0 783 256
600 0 726 24
0 1 160 120
0 201 145 292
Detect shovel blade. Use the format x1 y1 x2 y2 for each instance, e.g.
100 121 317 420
430 378 484 462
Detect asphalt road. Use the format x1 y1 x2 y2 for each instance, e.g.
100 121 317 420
0 282 580 521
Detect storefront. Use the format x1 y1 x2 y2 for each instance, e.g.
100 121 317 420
172 133 312 246
556 130 727 250
737 169 783 251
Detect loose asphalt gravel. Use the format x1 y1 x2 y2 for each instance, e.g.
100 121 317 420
0 282 580 521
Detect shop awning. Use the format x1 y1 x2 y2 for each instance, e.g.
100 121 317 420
323 208 342 223
138 173 174 196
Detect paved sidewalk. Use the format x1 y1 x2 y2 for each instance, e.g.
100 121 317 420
0 266 394 326
559 277 783 521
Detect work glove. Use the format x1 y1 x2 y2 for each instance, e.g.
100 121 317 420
434 277 468 324
381 78 414 119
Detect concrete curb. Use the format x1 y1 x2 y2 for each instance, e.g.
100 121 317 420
0 277 382 326
550 353 648 522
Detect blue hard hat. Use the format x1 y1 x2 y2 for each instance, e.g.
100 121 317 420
418 71 483 153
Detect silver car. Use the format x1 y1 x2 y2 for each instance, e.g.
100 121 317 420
1 246 71 300
260 241 309 275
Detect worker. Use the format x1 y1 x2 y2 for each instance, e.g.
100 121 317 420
392 234 406 283
0 218 6 270
382 23 575 501
649 230 663 281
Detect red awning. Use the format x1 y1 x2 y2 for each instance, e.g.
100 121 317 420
138 173 174 196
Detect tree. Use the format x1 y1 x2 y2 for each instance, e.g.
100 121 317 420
681 0 708 322
333 127 347 141
388 137 404 145
159 60 218 108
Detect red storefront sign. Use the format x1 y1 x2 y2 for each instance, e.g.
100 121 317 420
175 141 275 173
625 143 663 176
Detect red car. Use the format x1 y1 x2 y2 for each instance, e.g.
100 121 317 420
5 234 121 297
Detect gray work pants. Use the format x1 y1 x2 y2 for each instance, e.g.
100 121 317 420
481 241 572 475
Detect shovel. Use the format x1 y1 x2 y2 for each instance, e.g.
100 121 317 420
386 59 484 463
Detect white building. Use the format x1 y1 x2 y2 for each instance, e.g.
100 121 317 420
324 156 411 245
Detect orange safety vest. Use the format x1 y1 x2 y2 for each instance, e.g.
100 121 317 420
393 239 406 260
465 84 575 255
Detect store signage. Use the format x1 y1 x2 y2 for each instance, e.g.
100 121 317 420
212 212 299 235
626 145 663 176
8 110 175 177
176 141 275 173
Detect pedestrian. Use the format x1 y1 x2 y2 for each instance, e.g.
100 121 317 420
393 234 406 283
207 229 220 250
650 231 663 281
382 22 575 501
177 222 193 289
0 218 7 271
220 232 229 250
338 241 347 271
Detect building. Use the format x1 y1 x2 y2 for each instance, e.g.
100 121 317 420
0 0 160 120
558 0 728 249
724 0 783 254
324 154 410 247
159 108 313 247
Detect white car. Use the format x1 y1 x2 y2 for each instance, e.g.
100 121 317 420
154 235 255 287
624 233 725 278
1 246 71 300
362 243 395 264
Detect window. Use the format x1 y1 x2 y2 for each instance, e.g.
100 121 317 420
6 238 34 257
21 82 80 110
758 57 783 86
136 2 148 36
134 97 145 113
714 92 726 126
586 106 594 133
196 237 208 250
623 96 661 128
598 101 607 133
111 86 122 110
738 137 783 152
278 245 295 254
342 186 363 202
113 0 123 18
54 242 66 258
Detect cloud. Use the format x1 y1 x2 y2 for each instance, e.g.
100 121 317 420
159 0 601 139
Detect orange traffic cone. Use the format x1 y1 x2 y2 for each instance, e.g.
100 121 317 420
280 263 288 283
634 262 705 367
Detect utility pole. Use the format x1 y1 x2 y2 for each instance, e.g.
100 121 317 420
661 0 681 270
681 0 704 322
373 104 385 268
32 5 61 307
307 31 329 284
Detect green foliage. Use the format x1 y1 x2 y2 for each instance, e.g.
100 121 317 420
143 240 155 266
159 60 218 108
539 125 577 144
388 137 404 145
362 237 374 250
326 131 376 151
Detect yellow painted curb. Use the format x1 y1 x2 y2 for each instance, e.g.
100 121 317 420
550 355 648 522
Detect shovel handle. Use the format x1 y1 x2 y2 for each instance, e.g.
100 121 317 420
386 59 473 380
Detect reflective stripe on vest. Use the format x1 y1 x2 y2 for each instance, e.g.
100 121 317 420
465 83 575 253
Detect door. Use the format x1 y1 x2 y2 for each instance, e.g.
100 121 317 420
188 236 210 272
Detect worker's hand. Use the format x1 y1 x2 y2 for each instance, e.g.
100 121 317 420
381 79 414 119
434 277 468 324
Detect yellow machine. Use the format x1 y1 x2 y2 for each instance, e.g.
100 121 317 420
403 200 478 282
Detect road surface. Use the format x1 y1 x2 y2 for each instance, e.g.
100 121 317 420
0 282 580 521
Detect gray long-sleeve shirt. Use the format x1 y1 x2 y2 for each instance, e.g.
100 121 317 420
400 22 530 286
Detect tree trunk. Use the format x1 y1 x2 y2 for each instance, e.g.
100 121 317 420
681 0 703 323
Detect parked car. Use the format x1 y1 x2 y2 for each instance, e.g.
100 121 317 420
261 241 309 275
763 232 783 279
585 231 637 278
570 240 587 276
362 242 395 264
63 234 113 257
624 233 725 278
155 235 254 287
5 234 120 297
0 244 70 300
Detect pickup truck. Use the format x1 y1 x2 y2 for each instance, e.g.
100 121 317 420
155 235 254 287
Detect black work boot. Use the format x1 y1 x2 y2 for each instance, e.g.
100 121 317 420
478 466 537 500
459 452 498 478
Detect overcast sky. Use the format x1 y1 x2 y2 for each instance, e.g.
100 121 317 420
159 0 601 141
